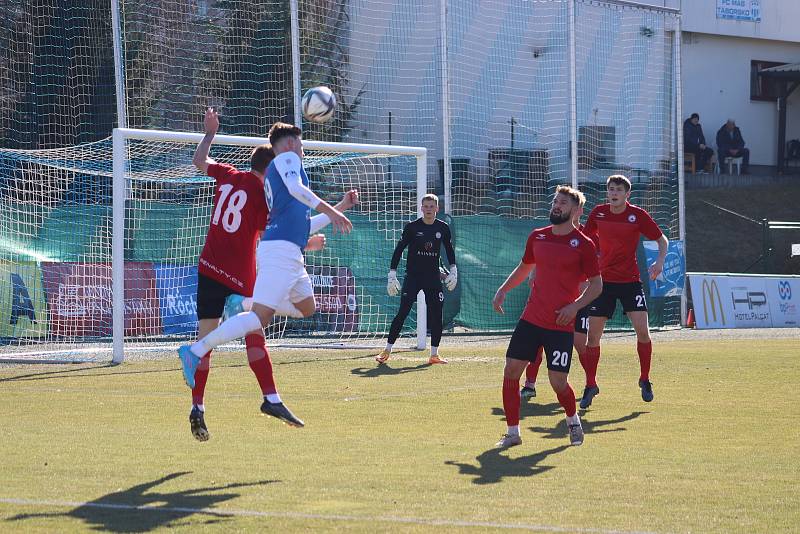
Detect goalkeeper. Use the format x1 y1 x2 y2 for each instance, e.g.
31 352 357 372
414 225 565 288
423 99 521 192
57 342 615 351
376 194 457 365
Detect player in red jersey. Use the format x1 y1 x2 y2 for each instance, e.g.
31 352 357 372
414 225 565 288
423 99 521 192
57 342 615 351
579 174 668 408
492 186 602 448
520 215 590 401
187 108 357 440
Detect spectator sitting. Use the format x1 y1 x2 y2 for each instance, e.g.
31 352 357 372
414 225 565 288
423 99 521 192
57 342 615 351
683 113 714 174
716 119 750 174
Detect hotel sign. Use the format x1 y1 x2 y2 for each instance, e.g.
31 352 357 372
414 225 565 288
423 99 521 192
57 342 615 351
688 274 799 329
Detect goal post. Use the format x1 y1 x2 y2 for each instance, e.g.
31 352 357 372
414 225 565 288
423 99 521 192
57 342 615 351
0 129 428 363
112 127 430 363
110 128 429 363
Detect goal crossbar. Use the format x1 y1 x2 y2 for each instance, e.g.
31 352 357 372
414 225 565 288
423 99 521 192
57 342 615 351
111 128 429 364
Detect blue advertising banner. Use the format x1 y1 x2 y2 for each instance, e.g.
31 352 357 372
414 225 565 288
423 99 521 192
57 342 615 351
154 264 198 336
717 0 761 22
644 240 685 297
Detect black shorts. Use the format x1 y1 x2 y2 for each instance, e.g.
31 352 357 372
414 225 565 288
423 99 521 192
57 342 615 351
196 273 237 320
588 281 647 319
574 306 590 334
401 272 443 308
506 319 574 373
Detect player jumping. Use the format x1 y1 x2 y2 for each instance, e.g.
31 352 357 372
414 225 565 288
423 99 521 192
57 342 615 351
375 194 457 365
179 120 353 430
492 186 601 448
579 174 668 408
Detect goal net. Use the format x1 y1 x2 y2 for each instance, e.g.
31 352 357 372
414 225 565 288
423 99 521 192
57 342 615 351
0 129 425 363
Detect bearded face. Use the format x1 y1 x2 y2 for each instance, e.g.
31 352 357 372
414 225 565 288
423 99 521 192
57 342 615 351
549 207 571 224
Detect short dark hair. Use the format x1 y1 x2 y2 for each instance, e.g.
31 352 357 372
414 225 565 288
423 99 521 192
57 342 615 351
606 174 631 192
250 144 275 174
690 113 699 120
268 122 302 146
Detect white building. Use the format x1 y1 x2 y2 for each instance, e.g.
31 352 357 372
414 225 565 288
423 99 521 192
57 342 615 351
679 0 800 168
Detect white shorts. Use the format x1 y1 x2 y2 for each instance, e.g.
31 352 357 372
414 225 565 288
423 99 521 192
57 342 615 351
252 240 314 310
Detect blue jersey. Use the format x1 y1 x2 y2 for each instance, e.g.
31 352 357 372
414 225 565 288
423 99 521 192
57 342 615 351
262 157 311 250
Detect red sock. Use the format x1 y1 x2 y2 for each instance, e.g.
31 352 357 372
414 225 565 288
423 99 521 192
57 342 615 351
584 346 601 387
525 347 544 385
577 347 588 377
246 334 277 395
191 352 211 405
555 382 577 417
502 378 521 426
637 341 652 381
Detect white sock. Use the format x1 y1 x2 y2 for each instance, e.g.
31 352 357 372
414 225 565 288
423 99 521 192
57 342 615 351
265 393 282 404
191 311 262 356
567 413 580 425
192 404 205 413
274 298 304 319
507 425 520 436
385 342 394 352
431 345 439 356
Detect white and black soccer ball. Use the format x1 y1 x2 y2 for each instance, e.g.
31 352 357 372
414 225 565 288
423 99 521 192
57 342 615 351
301 86 336 124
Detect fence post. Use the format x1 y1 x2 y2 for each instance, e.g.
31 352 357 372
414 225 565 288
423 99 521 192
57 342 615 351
762 219 771 273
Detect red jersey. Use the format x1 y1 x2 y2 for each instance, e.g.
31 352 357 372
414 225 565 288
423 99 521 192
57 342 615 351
583 202 663 283
521 226 600 332
198 163 268 295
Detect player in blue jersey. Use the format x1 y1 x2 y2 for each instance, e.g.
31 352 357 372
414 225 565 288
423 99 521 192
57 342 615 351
178 122 352 427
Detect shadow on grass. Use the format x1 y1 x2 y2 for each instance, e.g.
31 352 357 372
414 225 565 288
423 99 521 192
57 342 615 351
529 410 649 440
0 354 381 383
350 362 431 377
490 401 564 420
0 363 120 383
6 472 279 532
445 445 570 484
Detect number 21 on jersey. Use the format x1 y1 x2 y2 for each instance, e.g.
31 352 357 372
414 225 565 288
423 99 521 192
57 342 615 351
212 183 247 233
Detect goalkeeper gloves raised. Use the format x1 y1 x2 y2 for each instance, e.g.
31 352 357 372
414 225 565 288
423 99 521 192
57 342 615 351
444 265 458 291
387 270 401 296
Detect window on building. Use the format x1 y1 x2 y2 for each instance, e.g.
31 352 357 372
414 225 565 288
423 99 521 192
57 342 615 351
751 60 788 101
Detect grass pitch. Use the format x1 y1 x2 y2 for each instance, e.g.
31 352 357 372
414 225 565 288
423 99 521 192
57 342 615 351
1 336 798 533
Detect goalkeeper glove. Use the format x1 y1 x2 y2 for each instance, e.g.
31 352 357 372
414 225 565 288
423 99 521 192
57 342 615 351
444 265 458 291
387 270 401 296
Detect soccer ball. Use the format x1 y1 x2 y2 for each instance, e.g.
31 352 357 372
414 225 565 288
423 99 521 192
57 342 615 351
301 86 336 123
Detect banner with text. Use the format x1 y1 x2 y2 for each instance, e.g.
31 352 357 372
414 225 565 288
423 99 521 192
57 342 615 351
717 0 761 22
0 261 49 338
307 265 359 333
40 262 162 338
644 240 684 297
154 264 198 336
688 274 799 329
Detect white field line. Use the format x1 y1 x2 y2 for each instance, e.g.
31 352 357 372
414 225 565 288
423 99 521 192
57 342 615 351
0 497 660 534
1 382 500 403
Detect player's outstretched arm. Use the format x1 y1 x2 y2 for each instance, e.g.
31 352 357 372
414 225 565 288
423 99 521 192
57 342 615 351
309 189 359 233
492 261 535 314
193 107 219 173
648 234 669 280
273 152 353 234
306 233 326 251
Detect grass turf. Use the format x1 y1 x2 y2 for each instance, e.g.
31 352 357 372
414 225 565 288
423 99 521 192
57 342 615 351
0 338 798 533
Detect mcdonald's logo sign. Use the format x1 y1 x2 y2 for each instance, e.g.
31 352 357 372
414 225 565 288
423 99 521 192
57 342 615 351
701 279 725 325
